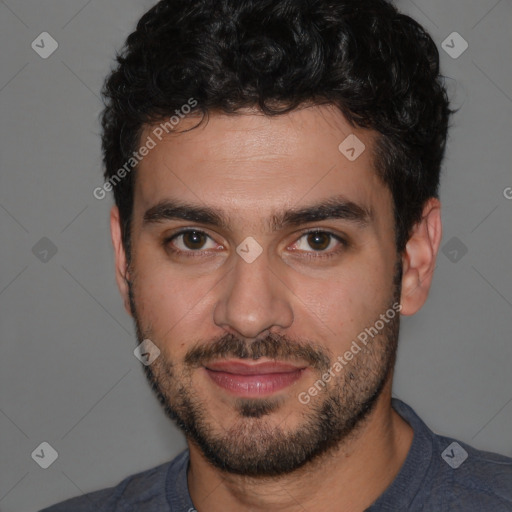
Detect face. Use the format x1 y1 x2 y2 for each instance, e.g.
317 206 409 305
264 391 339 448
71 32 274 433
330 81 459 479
118 105 403 476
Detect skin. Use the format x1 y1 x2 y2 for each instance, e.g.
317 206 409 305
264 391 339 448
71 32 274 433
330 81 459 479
111 105 442 511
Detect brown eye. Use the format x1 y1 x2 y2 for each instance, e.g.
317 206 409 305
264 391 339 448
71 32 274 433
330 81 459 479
306 232 331 251
168 230 218 253
290 230 346 256
182 230 207 250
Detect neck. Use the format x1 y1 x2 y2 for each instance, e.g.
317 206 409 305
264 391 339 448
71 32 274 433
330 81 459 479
187 380 413 512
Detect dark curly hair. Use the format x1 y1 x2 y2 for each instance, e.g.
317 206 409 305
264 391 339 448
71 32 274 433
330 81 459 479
101 0 455 260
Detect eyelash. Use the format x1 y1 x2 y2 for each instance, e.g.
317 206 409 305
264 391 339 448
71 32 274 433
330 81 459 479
163 228 348 259
292 230 348 260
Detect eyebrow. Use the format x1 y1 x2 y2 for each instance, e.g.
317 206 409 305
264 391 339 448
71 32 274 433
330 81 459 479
272 196 372 230
143 202 229 228
142 196 372 231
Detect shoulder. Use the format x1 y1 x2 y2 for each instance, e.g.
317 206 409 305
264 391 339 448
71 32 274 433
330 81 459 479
429 434 512 510
391 399 512 511
39 450 189 512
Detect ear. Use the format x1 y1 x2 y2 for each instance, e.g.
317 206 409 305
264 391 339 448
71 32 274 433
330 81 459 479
110 206 133 317
400 198 442 316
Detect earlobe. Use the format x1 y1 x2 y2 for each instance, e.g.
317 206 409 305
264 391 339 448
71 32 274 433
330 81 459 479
400 198 442 316
110 206 133 317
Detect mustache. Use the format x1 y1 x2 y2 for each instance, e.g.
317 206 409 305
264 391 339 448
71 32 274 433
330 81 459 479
184 332 331 371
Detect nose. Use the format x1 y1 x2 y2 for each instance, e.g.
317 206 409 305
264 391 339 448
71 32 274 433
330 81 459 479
213 250 294 339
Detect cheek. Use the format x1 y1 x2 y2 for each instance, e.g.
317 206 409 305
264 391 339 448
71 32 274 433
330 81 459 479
290 255 393 338
130 252 220 343
291 279 363 339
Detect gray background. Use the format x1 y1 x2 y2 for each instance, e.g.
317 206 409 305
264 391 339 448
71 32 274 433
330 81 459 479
0 0 511 510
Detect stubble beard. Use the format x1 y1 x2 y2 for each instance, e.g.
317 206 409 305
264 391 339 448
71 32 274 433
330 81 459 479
128 264 402 477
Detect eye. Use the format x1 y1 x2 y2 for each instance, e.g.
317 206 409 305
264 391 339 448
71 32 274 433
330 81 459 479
167 229 219 252
290 230 345 254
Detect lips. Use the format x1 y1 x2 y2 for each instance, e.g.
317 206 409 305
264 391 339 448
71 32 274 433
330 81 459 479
204 360 306 397
205 360 303 374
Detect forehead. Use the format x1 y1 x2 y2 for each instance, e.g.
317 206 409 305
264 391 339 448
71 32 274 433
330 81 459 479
133 105 391 226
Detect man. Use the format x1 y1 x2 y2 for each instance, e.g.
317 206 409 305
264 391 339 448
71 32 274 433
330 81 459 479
42 0 512 510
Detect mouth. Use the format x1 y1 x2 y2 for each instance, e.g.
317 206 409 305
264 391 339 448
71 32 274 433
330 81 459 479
203 360 307 397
